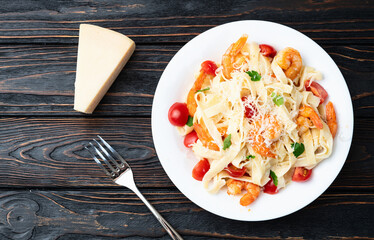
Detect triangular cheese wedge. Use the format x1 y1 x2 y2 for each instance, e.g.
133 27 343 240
74 24 135 113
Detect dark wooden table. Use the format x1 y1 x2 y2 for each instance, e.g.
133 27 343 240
0 0 373 239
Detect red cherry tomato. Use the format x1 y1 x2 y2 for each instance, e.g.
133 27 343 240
292 167 312 182
263 177 278 194
184 131 198 148
224 163 246 178
241 97 257 119
201 60 218 76
192 159 210 181
305 80 328 104
259 44 277 58
168 102 189 126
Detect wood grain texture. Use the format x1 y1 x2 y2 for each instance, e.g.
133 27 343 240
0 0 373 239
0 0 373 45
0 44 372 117
0 190 373 239
0 117 372 189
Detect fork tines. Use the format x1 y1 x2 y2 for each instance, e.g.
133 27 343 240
85 135 130 177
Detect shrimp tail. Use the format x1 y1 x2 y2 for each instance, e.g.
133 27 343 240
186 71 208 116
326 101 337 138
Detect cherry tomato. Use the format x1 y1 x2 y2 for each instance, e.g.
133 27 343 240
305 80 328 104
292 167 312 182
192 159 210 181
241 97 257 119
259 44 277 58
184 131 198 148
224 163 246 178
263 177 278 194
201 60 218 76
168 102 189 126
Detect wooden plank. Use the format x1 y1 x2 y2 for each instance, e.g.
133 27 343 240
0 189 372 239
0 0 372 44
0 117 372 189
0 44 172 116
0 44 372 117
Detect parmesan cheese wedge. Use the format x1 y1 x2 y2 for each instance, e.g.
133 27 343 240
74 24 135 113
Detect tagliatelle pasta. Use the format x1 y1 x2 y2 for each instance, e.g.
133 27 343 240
168 34 337 207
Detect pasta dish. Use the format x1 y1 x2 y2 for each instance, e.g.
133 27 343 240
167 34 337 207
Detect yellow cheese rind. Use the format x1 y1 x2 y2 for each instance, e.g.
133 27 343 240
74 24 135 114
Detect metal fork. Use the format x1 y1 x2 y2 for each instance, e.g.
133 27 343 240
85 135 183 240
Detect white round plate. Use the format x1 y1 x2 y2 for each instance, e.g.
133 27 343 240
151 20 354 221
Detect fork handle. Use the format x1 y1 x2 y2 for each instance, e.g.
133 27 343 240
131 186 184 240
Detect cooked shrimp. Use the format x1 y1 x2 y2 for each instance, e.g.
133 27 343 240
298 106 323 129
326 101 337 138
186 71 209 116
194 122 219 151
217 126 228 138
275 47 302 80
262 115 282 141
240 182 261 206
226 179 244 195
251 135 276 158
249 115 281 158
222 34 248 79
233 53 247 68
194 120 228 151
226 180 260 206
296 115 313 135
